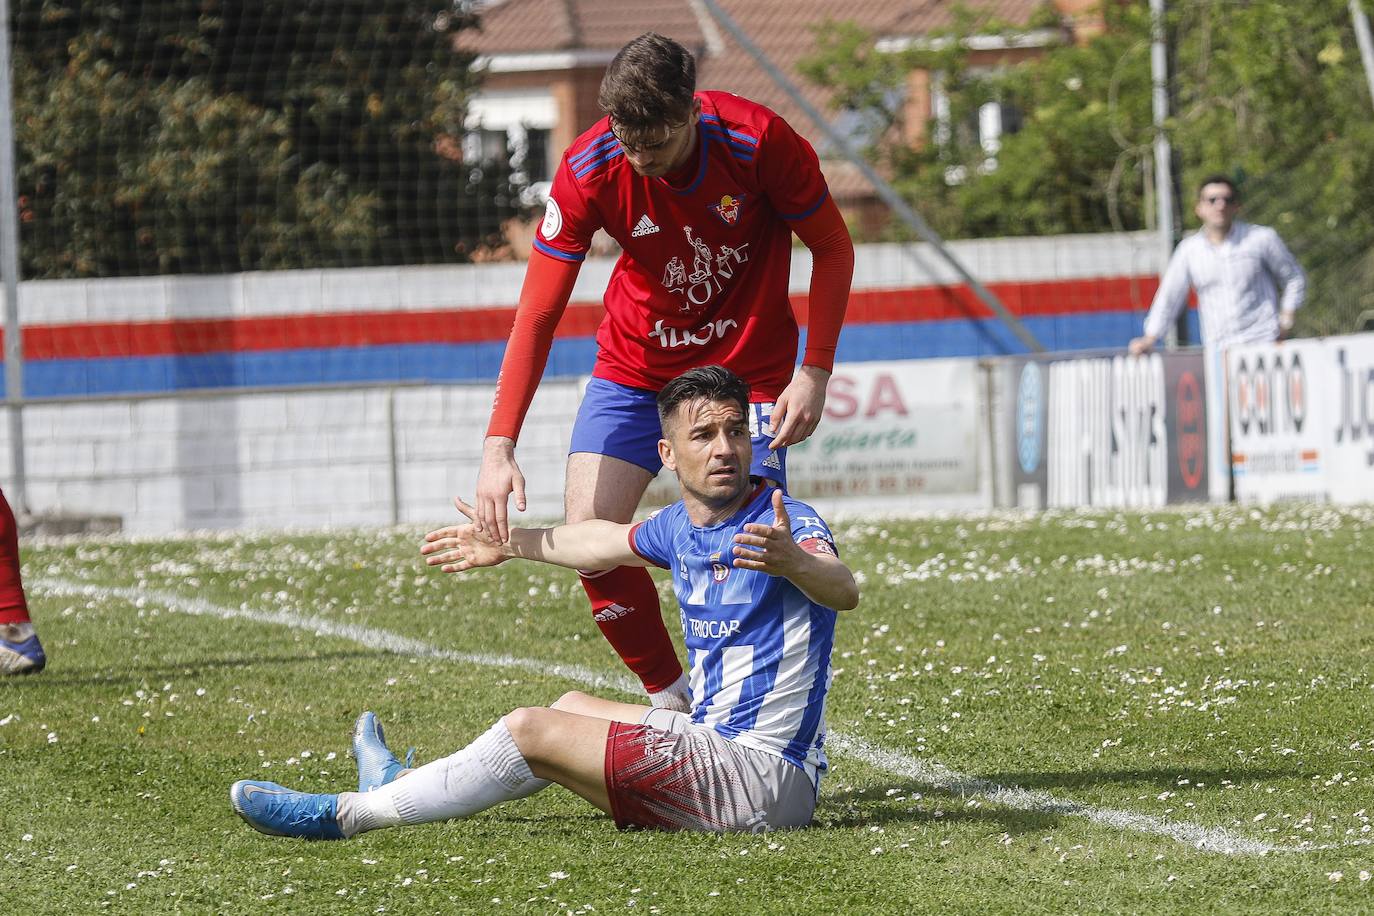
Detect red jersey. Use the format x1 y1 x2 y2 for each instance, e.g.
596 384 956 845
532 91 830 400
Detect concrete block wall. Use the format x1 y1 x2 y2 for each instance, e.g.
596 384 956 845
0 380 581 534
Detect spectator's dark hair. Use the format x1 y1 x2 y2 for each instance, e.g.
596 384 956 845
656 365 749 432
598 33 697 133
1197 174 1239 200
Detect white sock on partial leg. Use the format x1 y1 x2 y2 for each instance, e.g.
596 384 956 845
649 672 692 712
335 718 549 837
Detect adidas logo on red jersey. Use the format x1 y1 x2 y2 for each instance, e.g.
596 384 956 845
593 602 635 623
631 214 660 237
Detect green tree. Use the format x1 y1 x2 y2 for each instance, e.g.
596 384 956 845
802 1 1374 334
801 5 1155 240
12 1 525 278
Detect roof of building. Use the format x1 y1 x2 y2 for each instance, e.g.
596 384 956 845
461 0 1060 198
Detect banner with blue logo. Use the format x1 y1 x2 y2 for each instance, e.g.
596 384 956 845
1003 351 1212 509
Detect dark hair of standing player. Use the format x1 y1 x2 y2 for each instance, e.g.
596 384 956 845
597 32 697 133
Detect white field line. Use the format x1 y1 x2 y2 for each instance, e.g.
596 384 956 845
34 578 1364 857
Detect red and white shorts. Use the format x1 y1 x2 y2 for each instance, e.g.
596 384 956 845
604 708 816 833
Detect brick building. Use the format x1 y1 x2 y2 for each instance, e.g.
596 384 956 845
457 0 1107 242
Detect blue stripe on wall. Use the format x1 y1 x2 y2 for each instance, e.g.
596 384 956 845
828 310 1192 362
2 311 1199 398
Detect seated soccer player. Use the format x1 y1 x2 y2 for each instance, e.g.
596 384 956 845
229 365 858 837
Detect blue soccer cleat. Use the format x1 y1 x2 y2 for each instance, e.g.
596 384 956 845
352 711 414 792
229 780 345 840
0 623 45 675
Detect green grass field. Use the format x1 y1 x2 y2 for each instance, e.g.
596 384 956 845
3 505 1372 914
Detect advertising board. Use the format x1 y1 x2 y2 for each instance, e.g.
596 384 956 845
641 359 984 511
1228 333 1374 505
1006 351 1210 509
1227 339 1327 503
1327 335 1374 504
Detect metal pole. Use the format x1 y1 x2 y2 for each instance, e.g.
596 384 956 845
386 386 400 525
0 0 26 513
696 0 1045 353
1352 0 1374 110
1150 0 1179 350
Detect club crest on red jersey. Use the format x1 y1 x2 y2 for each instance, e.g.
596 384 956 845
710 193 745 225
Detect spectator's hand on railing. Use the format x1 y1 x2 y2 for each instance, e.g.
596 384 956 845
1278 310 1296 341
1128 334 1157 356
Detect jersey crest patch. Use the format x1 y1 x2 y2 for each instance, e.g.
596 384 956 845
709 552 731 582
710 193 746 225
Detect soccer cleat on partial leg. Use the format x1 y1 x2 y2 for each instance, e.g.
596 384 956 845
0 622 45 675
229 780 345 840
352 711 415 793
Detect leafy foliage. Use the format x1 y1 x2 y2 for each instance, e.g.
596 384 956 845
11 1 525 278
802 1 1374 333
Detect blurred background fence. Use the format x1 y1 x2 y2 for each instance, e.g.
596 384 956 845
1 0 1371 530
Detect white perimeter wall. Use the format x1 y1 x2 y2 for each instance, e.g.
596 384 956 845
11 231 1161 323
0 232 1161 533
0 382 581 534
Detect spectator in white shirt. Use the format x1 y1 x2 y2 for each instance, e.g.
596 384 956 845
1129 175 1306 355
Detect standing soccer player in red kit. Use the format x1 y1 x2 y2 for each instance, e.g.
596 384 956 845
0 489 43 675
474 33 853 710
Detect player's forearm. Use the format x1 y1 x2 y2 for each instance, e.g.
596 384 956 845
792 196 853 372
785 553 859 611
486 253 580 441
506 520 644 571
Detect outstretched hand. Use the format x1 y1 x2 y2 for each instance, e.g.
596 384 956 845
421 496 512 573
731 489 806 577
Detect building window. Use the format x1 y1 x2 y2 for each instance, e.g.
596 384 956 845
514 127 551 184
463 90 557 198
930 71 1022 184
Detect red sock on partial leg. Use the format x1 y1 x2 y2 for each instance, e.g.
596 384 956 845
579 565 682 694
0 488 29 626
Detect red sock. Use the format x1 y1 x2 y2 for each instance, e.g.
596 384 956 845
0 488 29 626
579 565 682 693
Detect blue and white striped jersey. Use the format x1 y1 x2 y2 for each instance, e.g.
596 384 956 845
629 484 840 783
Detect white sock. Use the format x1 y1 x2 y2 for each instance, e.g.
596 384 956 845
336 718 549 836
1 621 35 642
649 672 692 712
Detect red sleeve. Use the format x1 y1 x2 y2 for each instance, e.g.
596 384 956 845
485 251 582 441
758 114 829 220
531 147 601 263
790 195 854 372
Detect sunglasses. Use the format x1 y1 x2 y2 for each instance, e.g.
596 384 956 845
609 116 691 155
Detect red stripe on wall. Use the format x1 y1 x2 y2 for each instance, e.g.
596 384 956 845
22 305 606 360
791 276 1161 323
17 275 1165 360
